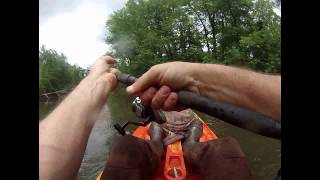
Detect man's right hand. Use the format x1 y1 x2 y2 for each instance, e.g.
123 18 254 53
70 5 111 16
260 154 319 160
127 61 281 121
126 61 202 111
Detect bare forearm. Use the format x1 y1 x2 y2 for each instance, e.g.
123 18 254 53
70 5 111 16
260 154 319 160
39 75 112 180
193 64 281 121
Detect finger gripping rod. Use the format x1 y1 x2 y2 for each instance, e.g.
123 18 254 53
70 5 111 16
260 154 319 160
116 73 281 139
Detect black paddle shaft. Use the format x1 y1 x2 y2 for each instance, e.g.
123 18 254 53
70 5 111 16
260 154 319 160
116 73 281 139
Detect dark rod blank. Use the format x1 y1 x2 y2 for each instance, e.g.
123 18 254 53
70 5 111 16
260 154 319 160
116 73 281 139
177 91 281 139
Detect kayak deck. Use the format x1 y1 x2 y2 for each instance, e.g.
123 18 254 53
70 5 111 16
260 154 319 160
97 117 217 180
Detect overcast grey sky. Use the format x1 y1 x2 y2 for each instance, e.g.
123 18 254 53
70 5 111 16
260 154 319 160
39 0 127 68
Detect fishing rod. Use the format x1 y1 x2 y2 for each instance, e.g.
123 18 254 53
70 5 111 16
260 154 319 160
116 73 281 140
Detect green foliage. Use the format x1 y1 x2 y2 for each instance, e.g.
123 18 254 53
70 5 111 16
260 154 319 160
39 45 86 95
106 0 280 74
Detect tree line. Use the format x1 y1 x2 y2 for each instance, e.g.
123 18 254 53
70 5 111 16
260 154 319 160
105 0 280 76
39 45 87 95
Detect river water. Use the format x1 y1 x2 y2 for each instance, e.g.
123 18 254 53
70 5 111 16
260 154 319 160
39 87 281 180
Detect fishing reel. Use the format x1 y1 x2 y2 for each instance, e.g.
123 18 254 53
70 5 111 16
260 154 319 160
114 97 166 135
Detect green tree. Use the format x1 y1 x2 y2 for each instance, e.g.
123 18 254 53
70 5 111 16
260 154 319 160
239 0 281 72
39 45 86 95
105 0 280 74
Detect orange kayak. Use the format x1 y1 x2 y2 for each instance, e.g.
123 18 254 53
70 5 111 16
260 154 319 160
96 117 217 180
